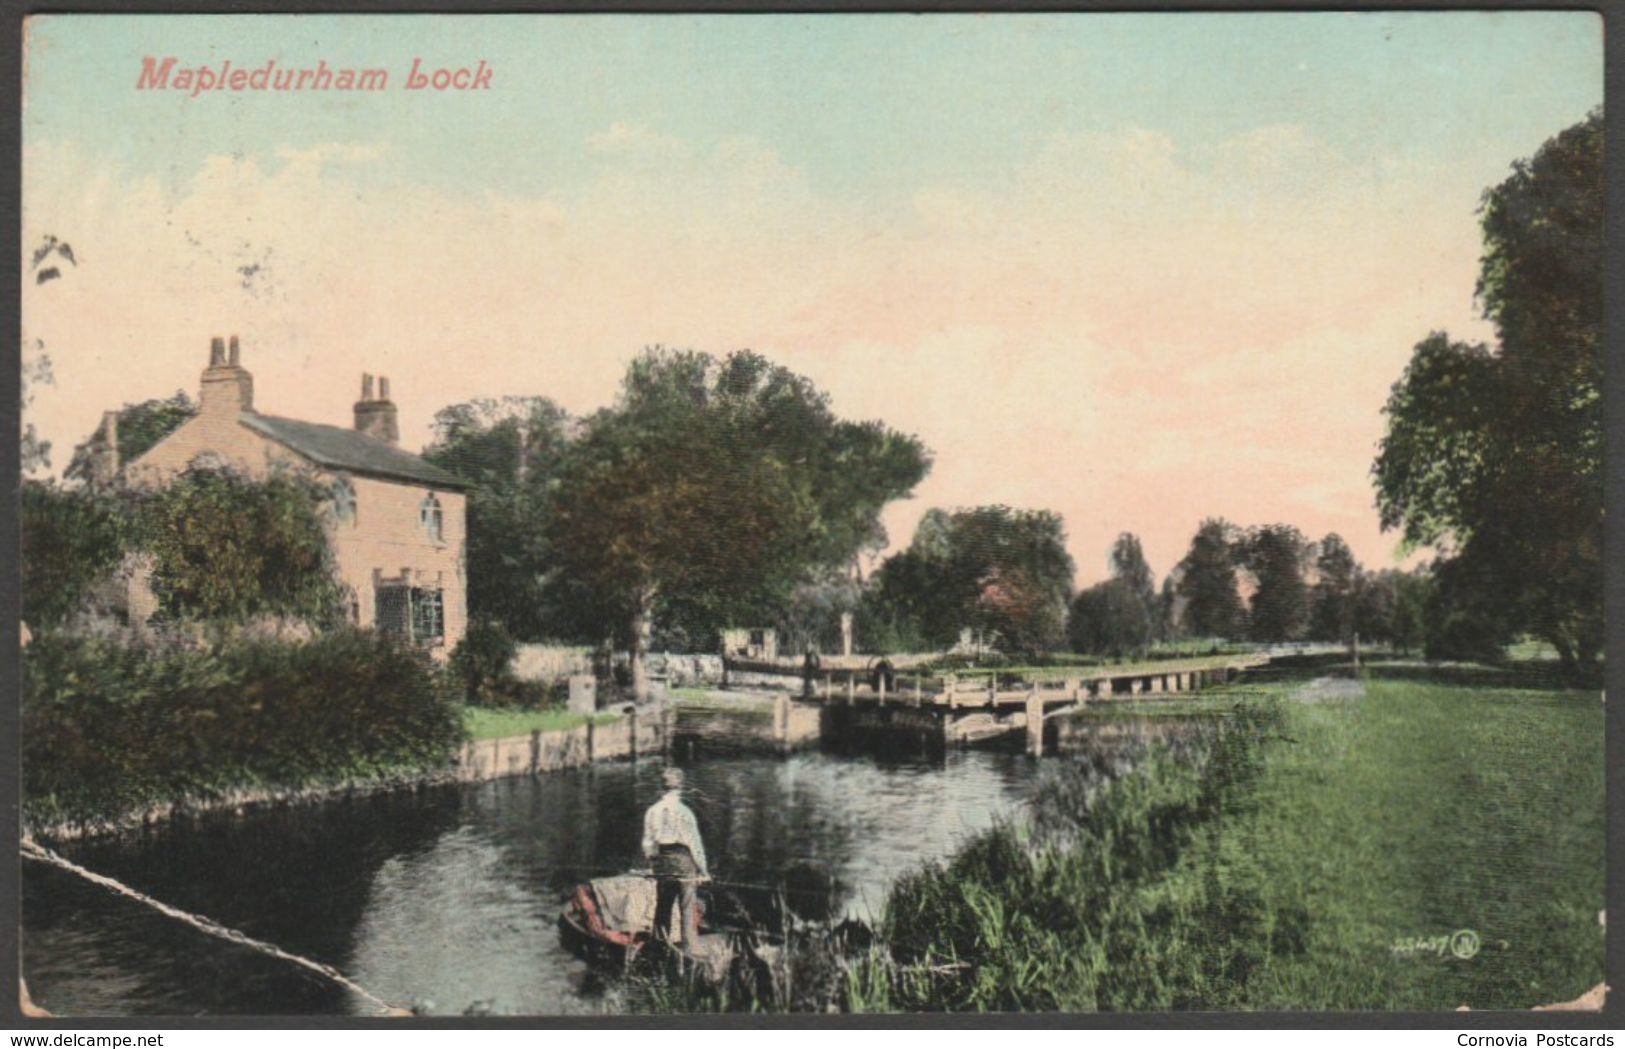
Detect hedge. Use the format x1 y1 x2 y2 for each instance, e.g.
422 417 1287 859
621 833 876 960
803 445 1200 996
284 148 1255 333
22 629 465 829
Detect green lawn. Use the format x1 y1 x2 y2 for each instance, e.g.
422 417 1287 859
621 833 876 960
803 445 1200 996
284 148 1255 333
1234 667 1605 1009
462 706 618 741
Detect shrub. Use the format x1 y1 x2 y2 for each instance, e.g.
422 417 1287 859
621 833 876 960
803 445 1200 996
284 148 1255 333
143 464 344 628
21 629 464 829
20 480 133 629
853 699 1295 1012
448 618 520 704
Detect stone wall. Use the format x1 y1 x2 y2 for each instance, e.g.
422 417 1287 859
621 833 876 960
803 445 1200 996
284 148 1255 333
453 710 666 783
509 646 725 689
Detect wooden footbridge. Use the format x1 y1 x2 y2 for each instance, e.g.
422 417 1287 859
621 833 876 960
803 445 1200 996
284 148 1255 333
720 653 1272 757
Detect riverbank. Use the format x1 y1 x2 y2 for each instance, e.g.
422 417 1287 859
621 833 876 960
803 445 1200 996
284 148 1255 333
643 661 1605 1013
26 693 820 842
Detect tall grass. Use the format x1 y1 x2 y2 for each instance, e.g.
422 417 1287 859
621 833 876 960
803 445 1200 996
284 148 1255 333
632 664 1604 1013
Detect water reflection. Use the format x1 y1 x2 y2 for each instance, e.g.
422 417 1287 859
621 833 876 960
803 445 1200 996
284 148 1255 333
25 749 1037 1016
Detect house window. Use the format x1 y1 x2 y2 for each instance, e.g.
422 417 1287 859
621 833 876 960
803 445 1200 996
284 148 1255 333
420 493 444 544
376 586 410 638
411 587 445 643
332 477 357 526
375 585 445 645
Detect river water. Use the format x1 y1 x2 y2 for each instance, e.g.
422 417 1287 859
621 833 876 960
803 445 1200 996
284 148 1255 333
23 747 1066 1017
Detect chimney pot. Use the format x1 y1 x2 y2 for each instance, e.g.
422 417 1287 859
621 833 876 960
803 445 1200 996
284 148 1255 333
200 335 253 414
354 373 399 445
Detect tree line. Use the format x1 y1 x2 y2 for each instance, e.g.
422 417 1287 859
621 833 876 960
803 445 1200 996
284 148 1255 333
25 110 1599 693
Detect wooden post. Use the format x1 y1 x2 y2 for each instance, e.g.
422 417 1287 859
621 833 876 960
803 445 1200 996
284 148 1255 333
823 673 832 702
944 674 957 709
586 718 596 764
1025 687 1044 758
987 674 997 708
878 671 887 706
845 674 855 705
530 729 541 776
913 676 923 707
628 707 638 761
773 693 790 749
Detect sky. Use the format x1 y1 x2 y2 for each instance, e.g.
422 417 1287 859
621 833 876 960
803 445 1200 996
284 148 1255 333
21 13 1603 586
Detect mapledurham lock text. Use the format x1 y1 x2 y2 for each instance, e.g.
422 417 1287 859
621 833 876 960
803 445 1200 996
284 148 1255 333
136 57 492 97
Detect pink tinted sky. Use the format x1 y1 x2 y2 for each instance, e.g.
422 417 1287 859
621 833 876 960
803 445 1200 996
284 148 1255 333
21 14 1602 585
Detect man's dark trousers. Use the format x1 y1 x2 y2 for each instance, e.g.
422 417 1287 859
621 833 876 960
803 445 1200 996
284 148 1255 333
653 844 700 947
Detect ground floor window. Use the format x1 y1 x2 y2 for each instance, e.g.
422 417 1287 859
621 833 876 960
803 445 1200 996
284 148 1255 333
375 584 444 644
411 587 445 643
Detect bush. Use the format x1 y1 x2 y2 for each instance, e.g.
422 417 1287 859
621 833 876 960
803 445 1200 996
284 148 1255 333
143 465 344 628
449 618 518 703
21 629 464 829
853 699 1295 1012
21 481 133 629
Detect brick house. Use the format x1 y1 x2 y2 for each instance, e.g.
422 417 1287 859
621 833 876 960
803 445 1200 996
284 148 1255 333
119 336 471 656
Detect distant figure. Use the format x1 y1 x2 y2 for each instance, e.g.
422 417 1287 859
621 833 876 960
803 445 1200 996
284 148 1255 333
642 767 709 947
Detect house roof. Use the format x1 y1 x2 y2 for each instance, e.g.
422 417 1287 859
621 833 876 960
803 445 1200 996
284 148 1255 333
241 413 472 490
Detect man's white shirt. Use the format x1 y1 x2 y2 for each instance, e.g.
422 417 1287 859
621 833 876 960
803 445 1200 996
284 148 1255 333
642 790 709 876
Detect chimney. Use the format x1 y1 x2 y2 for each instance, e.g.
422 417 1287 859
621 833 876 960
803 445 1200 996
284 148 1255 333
198 334 254 416
88 410 120 488
354 372 399 445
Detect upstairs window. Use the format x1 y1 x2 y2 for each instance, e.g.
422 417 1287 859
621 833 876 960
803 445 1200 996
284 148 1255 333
420 493 444 544
332 477 357 526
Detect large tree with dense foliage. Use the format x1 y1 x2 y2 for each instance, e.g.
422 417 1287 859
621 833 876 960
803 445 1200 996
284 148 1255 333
1309 533 1359 643
1374 112 1601 670
864 505 1075 656
1068 532 1159 658
1243 525 1312 643
1174 519 1246 640
20 481 133 629
422 396 574 641
546 348 930 698
65 392 197 485
142 465 344 629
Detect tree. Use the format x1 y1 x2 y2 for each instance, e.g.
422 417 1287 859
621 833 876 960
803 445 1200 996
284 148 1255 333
546 348 929 699
1309 533 1359 643
22 234 77 476
65 392 197 485
20 481 132 628
422 396 573 641
1068 531 1160 658
21 342 53 476
1068 579 1152 660
1387 568 1432 657
1175 519 1246 640
1374 112 1602 671
1243 525 1312 643
142 465 344 630
863 506 1075 656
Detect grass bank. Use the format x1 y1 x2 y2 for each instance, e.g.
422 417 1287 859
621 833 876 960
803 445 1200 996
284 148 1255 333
642 662 1603 1012
854 664 1603 1012
1237 667 1603 1009
462 706 617 741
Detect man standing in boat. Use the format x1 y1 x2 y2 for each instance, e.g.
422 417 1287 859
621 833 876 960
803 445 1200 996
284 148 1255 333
642 766 709 947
